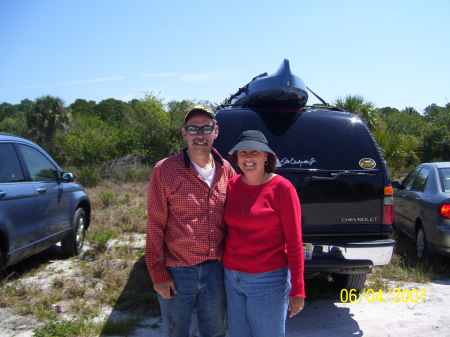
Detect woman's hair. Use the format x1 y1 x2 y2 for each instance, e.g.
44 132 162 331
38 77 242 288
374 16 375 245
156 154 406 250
229 151 277 174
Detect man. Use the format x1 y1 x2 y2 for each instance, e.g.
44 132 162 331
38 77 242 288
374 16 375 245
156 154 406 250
146 104 235 337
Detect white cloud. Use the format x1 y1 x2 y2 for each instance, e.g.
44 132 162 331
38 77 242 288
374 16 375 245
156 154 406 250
178 71 234 83
1 77 126 91
142 72 178 78
142 71 237 83
67 77 126 85
87 88 153 92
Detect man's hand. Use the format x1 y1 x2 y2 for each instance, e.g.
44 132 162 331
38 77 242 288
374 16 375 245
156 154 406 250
153 280 177 299
288 296 305 318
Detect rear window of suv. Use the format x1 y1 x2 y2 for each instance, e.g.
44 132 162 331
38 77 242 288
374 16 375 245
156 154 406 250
272 115 379 171
217 109 381 172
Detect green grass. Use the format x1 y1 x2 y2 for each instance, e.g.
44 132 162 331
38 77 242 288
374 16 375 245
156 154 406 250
34 317 104 337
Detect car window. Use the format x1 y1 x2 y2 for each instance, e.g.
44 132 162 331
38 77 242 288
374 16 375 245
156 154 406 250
412 167 428 191
16 144 58 182
439 168 450 192
402 167 421 189
0 143 25 183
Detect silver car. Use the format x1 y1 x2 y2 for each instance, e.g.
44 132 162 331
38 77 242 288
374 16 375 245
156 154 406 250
393 162 450 259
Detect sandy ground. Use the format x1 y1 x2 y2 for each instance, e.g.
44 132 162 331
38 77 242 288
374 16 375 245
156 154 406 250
1 278 449 336
126 279 450 337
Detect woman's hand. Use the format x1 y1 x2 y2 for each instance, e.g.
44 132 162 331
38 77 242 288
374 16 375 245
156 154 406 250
288 296 305 318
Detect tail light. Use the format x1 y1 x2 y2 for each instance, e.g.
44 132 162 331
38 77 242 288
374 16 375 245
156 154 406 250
438 204 450 219
383 186 394 224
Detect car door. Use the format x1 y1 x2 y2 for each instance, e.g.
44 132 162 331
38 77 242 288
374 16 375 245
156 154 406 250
15 143 72 251
396 167 429 237
394 167 421 236
0 143 39 264
409 167 430 229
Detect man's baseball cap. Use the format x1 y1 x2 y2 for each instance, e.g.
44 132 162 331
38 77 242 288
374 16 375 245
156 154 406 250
184 104 215 123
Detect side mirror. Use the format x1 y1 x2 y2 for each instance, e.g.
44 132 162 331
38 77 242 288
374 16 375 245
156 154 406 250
60 172 74 183
391 181 401 189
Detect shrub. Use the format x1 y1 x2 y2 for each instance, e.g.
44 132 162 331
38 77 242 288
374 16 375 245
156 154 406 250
98 190 118 208
75 165 102 188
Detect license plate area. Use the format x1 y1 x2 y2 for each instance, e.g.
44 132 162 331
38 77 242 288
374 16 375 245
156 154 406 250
303 243 313 260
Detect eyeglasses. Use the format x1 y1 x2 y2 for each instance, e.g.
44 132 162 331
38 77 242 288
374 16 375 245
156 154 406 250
184 125 215 135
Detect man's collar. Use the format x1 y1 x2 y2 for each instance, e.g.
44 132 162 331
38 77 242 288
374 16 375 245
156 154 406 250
182 147 224 168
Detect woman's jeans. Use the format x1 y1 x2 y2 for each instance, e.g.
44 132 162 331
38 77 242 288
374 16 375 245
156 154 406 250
224 266 291 337
158 260 226 337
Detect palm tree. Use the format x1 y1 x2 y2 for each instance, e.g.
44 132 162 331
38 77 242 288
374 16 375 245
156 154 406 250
373 128 421 177
402 107 420 116
27 95 71 154
334 95 378 131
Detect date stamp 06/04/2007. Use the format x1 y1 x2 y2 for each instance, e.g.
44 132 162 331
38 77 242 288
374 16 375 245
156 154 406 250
340 288 428 303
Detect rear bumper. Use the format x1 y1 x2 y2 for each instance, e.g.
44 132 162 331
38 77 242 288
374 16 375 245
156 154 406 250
304 239 395 274
430 225 450 257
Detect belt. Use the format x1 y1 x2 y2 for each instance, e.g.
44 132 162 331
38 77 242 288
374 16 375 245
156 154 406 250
198 259 219 265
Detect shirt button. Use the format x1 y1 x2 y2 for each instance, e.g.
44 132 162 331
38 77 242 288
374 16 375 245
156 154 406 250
211 248 214 251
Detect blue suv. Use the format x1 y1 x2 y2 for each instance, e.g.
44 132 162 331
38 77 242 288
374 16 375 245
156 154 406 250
0 133 91 277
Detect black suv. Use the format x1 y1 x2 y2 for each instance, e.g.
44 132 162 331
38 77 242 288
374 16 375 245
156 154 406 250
214 77 395 291
0 133 91 276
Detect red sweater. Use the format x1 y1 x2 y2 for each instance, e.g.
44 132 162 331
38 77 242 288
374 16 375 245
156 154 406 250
223 174 305 297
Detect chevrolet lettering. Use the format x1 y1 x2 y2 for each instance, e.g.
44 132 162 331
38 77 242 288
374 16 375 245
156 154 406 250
341 217 378 222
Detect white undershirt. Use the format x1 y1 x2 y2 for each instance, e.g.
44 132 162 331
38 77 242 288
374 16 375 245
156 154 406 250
192 161 216 188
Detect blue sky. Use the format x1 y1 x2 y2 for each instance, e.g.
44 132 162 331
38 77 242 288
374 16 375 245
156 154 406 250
1 0 449 113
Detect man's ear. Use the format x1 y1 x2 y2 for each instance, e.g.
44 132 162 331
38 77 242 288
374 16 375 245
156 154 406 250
214 125 219 138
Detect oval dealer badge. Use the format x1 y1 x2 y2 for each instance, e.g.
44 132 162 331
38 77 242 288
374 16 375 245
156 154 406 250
359 158 376 169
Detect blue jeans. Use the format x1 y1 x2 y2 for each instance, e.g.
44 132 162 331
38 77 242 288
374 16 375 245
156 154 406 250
158 260 226 337
224 266 291 337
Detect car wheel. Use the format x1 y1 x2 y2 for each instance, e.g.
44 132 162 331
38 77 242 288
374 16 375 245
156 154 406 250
332 273 367 291
416 226 435 260
61 208 86 256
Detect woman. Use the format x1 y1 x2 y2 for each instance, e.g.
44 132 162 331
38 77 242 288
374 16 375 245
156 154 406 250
223 130 305 337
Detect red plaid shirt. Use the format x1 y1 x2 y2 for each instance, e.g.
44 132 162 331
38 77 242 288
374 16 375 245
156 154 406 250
146 147 236 284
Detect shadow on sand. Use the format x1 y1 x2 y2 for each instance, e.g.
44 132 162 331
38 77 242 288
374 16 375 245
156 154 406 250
99 254 160 336
283 275 362 337
287 299 362 337
2 244 66 280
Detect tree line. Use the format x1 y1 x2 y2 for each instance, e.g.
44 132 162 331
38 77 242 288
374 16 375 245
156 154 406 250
1 94 449 182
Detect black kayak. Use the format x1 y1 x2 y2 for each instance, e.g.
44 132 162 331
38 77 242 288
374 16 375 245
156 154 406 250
224 59 309 109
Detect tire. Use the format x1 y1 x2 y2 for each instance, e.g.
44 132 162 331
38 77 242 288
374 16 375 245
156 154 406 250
332 273 367 292
61 208 86 256
416 226 435 260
